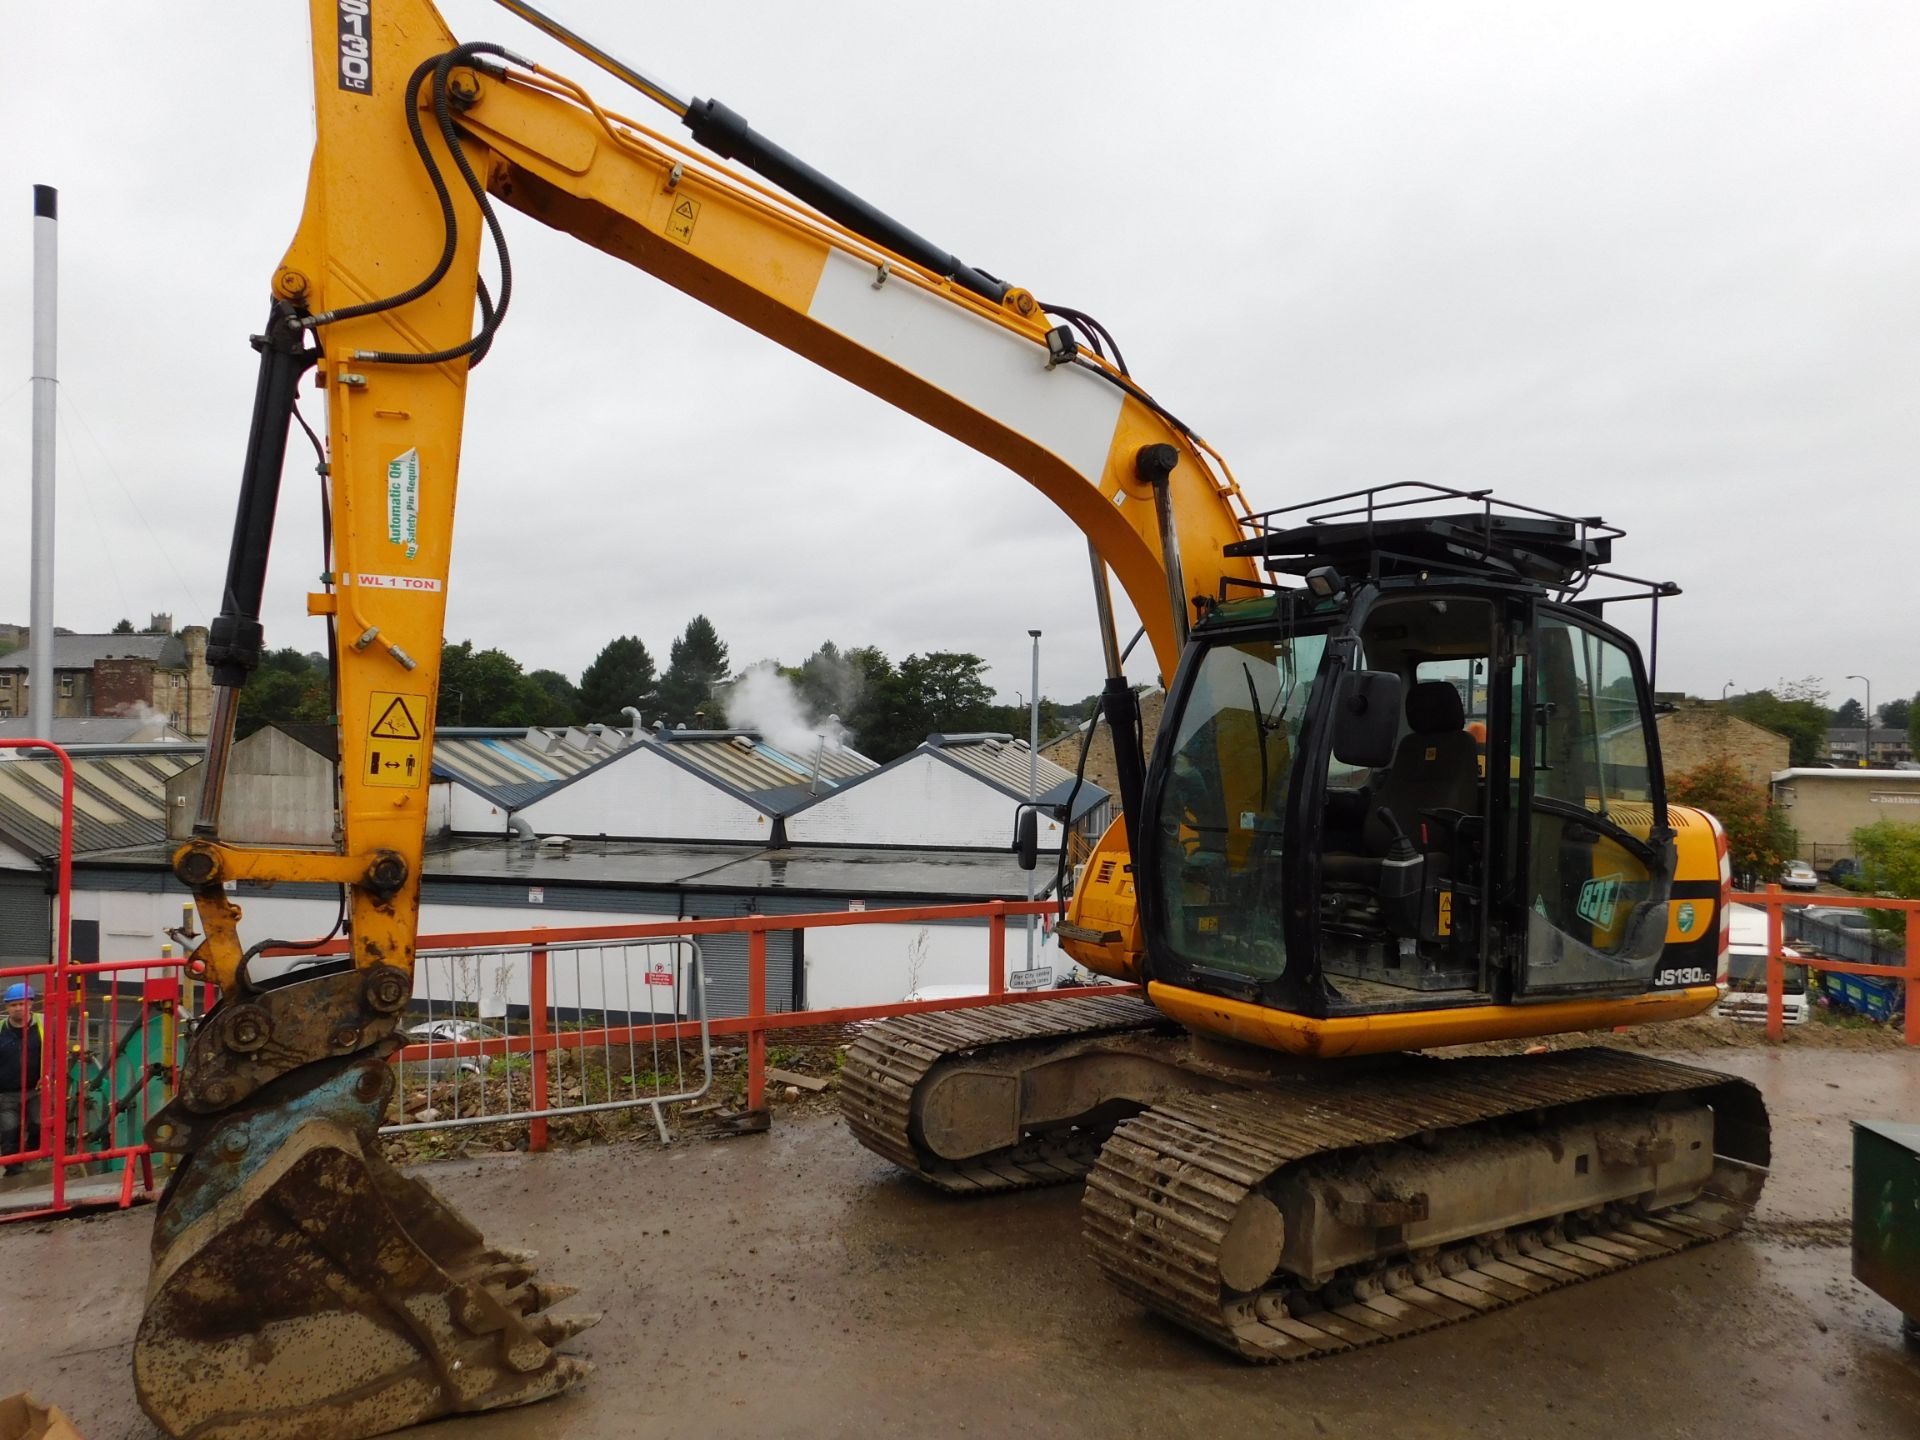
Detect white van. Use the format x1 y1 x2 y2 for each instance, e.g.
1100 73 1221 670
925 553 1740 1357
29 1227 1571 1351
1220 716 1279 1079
1715 903 1811 1025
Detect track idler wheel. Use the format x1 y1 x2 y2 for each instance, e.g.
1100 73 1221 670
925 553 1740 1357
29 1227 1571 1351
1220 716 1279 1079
134 1057 596 1440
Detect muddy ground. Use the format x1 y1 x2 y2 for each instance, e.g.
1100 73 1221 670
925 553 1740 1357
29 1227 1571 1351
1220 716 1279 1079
3 1042 1916 1439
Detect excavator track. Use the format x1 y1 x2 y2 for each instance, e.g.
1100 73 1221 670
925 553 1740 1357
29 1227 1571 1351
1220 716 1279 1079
1082 1046 1769 1361
840 993 1172 1193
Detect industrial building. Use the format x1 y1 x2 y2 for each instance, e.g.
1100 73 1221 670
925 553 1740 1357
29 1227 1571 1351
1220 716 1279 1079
1771 766 1920 867
0 722 1107 1009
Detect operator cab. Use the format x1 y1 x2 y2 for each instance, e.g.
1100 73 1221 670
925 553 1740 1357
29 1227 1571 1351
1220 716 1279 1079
1139 489 1679 1020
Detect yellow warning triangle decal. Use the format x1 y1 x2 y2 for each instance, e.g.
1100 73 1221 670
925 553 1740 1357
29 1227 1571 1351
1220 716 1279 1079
675 199 696 219
371 696 422 740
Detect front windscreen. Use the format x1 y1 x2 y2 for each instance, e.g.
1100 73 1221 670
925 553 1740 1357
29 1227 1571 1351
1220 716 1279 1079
1725 953 1808 993
1153 629 1331 981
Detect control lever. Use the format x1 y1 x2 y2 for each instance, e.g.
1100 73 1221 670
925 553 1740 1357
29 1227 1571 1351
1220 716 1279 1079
1373 806 1425 939
1376 807 1419 863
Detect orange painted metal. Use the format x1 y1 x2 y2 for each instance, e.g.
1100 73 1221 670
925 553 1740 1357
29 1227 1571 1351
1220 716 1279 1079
988 901 1007 997
1148 981 1723 1059
1732 888 1917 1045
529 944 550 1153
747 922 768 1113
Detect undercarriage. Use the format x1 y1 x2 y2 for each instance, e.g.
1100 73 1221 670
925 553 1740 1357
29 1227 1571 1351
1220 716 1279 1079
840 995 1769 1359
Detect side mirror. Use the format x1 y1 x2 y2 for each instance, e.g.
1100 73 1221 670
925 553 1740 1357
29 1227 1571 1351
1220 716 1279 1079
1012 807 1040 871
1333 670 1403 769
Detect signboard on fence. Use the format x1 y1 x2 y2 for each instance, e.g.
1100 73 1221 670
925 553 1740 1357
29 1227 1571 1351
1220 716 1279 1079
645 955 675 987
1008 967 1053 991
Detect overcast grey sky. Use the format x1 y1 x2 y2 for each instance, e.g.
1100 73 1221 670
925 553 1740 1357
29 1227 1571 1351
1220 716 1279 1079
4 2 1915 719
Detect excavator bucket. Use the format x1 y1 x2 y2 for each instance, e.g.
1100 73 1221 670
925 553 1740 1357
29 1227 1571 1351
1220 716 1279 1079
133 1055 595 1440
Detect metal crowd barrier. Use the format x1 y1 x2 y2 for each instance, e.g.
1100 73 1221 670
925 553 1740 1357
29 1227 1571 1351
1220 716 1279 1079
388 937 711 1145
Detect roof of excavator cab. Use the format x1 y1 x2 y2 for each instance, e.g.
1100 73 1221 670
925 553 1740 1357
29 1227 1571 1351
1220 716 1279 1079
1230 512 1613 590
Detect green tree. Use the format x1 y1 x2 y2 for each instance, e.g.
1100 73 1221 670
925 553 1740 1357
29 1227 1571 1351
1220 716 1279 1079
575 636 656 725
855 651 998 760
1852 819 1920 939
111 618 136 635
1909 693 1920 762
1878 697 1911 731
1669 757 1796 888
1729 682 1829 766
1852 819 1920 896
656 616 730 727
833 645 896 755
528 668 583 720
436 641 555 726
983 696 1072 742
235 648 330 738
790 641 859 723
1833 697 1866 728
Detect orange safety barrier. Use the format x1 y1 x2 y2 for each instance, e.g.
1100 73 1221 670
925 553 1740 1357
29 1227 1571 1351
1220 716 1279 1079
1730 886 1919 1046
4 896 1118 1214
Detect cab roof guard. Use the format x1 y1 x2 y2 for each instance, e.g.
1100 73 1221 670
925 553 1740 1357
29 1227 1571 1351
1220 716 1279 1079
1220 481 1681 684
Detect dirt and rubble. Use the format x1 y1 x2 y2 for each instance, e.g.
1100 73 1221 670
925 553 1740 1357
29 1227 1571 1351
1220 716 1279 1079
1 1039 1915 1440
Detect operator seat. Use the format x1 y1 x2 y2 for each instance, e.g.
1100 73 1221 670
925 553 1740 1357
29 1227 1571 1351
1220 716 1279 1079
1323 680 1480 885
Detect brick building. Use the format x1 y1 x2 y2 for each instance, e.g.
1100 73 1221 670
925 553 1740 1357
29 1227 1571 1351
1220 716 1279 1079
0 629 212 738
1039 688 1165 812
1655 703 1790 789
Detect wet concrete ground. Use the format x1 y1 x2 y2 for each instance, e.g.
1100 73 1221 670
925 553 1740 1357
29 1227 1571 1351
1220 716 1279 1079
4 1044 1917 1439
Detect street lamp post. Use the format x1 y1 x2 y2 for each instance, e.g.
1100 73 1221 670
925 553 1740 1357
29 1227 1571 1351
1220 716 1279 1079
1847 675 1871 768
1722 680 1735 702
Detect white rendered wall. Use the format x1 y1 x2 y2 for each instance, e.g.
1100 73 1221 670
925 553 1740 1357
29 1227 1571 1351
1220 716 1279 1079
447 782 512 835
801 919 1057 1008
517 749 771 843
786 753 1063 850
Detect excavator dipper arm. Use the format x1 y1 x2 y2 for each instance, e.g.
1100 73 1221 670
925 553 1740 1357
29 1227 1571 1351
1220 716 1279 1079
138 3 1256 1437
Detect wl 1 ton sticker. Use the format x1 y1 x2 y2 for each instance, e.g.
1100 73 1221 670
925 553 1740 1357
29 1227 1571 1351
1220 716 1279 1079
386 448 420 559
353 573 443 593
365 691 427 789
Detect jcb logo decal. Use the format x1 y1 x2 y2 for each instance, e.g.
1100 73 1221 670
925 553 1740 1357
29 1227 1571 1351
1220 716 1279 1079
338 0 372 93
1577 874 1623 927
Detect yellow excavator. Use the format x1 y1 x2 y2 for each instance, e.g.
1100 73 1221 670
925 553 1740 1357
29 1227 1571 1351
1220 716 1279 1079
136 1 1767 1435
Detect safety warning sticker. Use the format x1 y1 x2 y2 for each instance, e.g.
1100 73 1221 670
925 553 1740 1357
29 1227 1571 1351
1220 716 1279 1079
386 449 421 559
366 691 427 789
666 195 701 244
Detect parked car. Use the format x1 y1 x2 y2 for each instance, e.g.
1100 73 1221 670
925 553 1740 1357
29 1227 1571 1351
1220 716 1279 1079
1826 857 1862 886
1715 903 1811 1025
1780 860 1819 891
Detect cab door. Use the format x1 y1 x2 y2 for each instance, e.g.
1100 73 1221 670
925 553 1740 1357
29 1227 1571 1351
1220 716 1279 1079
1513 605 1675 996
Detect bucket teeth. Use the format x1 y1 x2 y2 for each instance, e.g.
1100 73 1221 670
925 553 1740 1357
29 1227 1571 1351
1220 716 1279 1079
135 1075 593 1440
528 1311 604 1344
467 1257 540 1289
500 1278 579 1313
